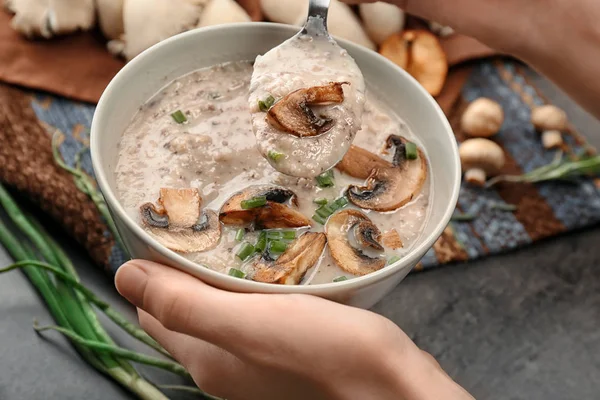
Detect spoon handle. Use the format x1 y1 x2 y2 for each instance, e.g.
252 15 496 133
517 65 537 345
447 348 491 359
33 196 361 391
306 0 331 27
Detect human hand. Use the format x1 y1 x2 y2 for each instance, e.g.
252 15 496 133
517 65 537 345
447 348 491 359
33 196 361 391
345 0 600 119
115 260 474 400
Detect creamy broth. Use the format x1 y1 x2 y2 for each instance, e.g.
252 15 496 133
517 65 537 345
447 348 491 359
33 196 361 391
115 61 431 285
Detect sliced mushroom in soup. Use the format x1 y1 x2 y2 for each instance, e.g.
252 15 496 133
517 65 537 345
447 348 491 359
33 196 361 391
115 60 431 285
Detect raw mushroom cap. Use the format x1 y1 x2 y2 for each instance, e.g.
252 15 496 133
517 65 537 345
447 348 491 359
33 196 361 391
459 138 505 176
461 98 504 138
325 209 385 276
252 232 327 285
531 105 568 131
346 135 428 212
266 82 348 138
219 186 311 228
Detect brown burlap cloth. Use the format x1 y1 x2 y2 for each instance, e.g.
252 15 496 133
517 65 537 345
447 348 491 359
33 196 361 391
0 4 500 270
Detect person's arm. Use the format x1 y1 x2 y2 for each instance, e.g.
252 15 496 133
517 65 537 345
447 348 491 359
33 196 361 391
351 0 600 118
116 260 474 400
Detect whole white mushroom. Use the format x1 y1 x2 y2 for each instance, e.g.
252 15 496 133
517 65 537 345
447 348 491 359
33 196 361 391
8 0 95 38
96 0 124 40
459 138 506 186
260 0 307 25
531 105 568 149
461 98 504 138
198 0 251 27
359 2 405 45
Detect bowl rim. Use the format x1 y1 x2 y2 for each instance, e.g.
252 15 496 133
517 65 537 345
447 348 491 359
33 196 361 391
91 22 461 294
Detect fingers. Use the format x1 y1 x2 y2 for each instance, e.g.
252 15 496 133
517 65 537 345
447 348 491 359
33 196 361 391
116 259 318 360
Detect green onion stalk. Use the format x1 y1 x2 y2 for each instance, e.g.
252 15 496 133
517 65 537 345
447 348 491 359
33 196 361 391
0 183 221 400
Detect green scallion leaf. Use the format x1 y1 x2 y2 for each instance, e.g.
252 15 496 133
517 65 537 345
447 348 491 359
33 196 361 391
258 95 275 112
333 196 349 209
171 110 187 124
313 198 329 206
387 256 401 265
228 268 246 279
312 214 327 225
269 240 288 254
405 142 418 160
268 150 284 162
241 196 267 209
316 204 334 219
315 170 335 188
255 231 267 253
235 228 245 242
333 276 348 282
282 230 296 240
236 242 255 261
266 231 282 240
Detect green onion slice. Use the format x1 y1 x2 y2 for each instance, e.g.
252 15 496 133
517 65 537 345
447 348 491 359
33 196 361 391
333 276 348 282
405 142 418 160
171 110 187 124
228 268 246 279
312 214 327 225
269 240 288 254
313 198 329 206
255 232 267 253
235 228 245 242
387 255 401 265
258 95 275 112
315 170 335 188
236 242 255 261
241 196 267 209
282 230 296 240
268 150 284 162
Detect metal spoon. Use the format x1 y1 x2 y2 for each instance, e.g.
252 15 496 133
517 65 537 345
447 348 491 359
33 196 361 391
249 0 367 178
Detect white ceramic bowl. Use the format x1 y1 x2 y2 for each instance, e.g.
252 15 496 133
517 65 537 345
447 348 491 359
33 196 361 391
91 22 460 310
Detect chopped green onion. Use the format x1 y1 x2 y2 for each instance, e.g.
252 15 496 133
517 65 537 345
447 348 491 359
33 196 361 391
451 212 477 222
282 230 296 240
405 142 418 160
241 196 267 209
315 170 335 188
236 242 255 261
266 231 282 240
258 95 275 112
268 150 284 162
491 202 518 212
269 240 288 254
171 110 187 124
255 231 267 253
316 204 334 219
387 256 401 265
228 268 246 279
235 228 245 242
333 276 348 282
313 198 329 206
333 196 349 209
312 214 327 225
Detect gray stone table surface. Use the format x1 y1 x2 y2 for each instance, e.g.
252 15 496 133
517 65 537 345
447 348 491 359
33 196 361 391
1 71 599 400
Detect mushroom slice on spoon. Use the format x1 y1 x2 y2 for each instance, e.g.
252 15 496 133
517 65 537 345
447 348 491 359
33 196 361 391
252 232 327 285
346 135 427 212
140 188 221 253
219 186 311 229
266 82 348 138
325 209 385 276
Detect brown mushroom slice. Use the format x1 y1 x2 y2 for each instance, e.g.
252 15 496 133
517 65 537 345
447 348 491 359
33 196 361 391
140 188 221 253
336 145 393 180
266 82 348 138
347 135 427 212
382 229 404 250
379 30 448 96
252 232 327 285
219 186 311 228
325 210 386 276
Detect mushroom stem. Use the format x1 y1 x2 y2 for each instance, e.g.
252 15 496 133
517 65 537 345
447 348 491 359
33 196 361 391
464 168 487 186
541 130 563 149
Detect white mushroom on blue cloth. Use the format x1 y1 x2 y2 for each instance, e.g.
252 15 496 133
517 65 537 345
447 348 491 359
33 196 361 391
531 105 568 149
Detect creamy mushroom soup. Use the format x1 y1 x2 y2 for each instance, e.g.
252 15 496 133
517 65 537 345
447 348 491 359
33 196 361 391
115 61 431 285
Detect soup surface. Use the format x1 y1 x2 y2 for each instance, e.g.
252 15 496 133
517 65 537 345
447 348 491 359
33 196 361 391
115 61 431 285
